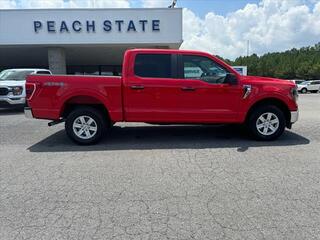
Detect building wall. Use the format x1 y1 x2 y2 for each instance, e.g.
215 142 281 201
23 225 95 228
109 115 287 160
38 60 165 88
0 8 182 46
0 8 183 74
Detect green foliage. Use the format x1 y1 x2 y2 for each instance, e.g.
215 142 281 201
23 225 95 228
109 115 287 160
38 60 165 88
223 43 320 80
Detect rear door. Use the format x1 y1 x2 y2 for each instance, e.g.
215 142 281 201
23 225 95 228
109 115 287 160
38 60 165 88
123 52 183 122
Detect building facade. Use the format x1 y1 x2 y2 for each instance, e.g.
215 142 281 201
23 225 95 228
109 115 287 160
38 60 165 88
0 8 183 75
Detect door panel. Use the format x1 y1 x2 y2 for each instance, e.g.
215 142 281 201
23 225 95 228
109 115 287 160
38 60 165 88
124 77 189 122
172 79 242 122
175 54 243 122
124 53 181 122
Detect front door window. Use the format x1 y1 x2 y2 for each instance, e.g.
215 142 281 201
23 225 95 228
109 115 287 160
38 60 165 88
182 55 229 84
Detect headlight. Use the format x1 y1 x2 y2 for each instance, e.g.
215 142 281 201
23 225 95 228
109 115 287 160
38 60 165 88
9 86 23 96
291 87 298 102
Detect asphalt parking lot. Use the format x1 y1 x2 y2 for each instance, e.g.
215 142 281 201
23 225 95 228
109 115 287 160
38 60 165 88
0 94 320 240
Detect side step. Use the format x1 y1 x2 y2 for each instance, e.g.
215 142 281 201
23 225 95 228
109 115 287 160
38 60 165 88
48 119 65 127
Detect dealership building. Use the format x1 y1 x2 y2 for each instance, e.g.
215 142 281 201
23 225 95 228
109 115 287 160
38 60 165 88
0 8 183 75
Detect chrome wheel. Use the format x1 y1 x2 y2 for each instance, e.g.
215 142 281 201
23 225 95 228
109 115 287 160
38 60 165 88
256 112 279 136
72 115 98 140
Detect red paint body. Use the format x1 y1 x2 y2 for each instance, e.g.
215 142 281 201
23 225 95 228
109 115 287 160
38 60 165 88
26 49 298 124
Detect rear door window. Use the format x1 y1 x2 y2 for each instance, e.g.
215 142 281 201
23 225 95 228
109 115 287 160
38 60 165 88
134 54 173 78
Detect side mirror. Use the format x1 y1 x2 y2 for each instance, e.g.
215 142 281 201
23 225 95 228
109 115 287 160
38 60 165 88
225 73 238 85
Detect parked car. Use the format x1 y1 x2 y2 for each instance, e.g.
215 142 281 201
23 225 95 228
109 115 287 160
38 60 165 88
0 68 51 108
297 80 320 93
25 49 299 144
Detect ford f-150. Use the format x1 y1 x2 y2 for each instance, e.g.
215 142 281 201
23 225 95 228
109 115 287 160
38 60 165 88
25 49 299 144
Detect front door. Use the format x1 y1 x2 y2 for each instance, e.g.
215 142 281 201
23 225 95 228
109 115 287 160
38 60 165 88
173 54 243 123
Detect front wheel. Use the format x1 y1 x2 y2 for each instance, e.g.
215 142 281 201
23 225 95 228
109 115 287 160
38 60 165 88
301 88 308 94
247 105 286 141
65 107 106 145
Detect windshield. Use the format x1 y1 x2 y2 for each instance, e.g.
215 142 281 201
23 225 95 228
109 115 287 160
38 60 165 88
300 81 310 85
0 70 34 81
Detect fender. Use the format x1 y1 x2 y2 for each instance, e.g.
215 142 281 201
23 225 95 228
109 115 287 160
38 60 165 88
238 85 296 123
58 89 122 122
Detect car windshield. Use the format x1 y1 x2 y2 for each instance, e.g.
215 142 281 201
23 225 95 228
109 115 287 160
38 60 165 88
0 70 34 81
300 81 310 85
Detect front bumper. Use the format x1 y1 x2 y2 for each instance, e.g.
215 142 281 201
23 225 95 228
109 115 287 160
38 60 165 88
0 97 26 105
24 107 34 119
290 110 299 123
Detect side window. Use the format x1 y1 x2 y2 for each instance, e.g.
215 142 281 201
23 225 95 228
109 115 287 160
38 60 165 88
134 54 172 78
36 71 51 75
182 55 229 84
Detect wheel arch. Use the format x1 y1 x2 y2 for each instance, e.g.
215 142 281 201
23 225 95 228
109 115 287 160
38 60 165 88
60 95 111 124
245 97 291 128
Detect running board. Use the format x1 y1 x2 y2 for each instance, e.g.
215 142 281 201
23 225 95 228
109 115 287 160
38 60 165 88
48 119 65 127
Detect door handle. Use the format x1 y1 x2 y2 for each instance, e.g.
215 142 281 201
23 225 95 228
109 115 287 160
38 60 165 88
181 87 196 91
130 85 145 90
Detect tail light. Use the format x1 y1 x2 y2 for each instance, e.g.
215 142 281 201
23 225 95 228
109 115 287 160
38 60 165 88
26 83 36 100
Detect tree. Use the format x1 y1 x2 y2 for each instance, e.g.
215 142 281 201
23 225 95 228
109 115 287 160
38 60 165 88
218 42 320 80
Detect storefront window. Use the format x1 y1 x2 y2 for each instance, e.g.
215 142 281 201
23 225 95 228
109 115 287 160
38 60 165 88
67 65 122 76
67 66 83 75
100 66 115 76
83 66 99 75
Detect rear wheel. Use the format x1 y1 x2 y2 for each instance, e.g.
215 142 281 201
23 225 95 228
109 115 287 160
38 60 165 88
247 105 286 141
65 106 106 145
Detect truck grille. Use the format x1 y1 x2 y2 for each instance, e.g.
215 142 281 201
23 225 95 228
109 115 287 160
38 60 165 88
0 87 9 96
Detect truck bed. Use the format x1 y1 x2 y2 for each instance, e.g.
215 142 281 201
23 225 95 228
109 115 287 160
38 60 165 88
26 74 123 121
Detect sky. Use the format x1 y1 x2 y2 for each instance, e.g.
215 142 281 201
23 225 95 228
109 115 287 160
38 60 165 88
1 0 320 60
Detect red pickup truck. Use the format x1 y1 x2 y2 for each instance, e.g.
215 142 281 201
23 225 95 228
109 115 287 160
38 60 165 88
25 49 299 144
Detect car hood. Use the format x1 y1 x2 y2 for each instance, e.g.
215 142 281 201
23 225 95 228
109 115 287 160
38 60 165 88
0 80 26 87
241 75 295 86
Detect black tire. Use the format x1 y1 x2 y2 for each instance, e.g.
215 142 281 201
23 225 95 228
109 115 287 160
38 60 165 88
301 88 308 94
247 105 286 141
65 106 106 145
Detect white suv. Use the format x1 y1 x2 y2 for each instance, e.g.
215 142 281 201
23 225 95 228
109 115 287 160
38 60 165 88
297 80 320 94
0 69 51 108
